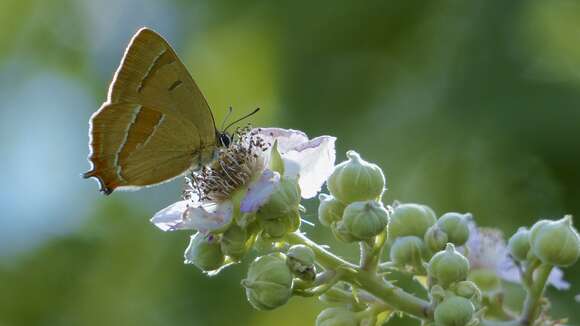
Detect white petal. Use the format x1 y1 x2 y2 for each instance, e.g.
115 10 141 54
189 201 234 234
546 267 570 290
240 169 280 213
150 200 196 231
282 136 336 199
255 128 309 153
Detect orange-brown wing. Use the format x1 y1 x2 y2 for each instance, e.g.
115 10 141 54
84 28 218 194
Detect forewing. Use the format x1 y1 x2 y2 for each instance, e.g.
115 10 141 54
107 27 217 147
85 28 219 194
85 103 207 194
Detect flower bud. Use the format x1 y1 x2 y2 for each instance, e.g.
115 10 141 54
388 203 437 240
452 281 481 301
184 233 226 272
467 269 501 293
242 253 293 310
261 209 301 238
507 227 531 262
220 224 250 260
257 177 301 221
428 243 470 288
327 150 385 204
331 222 357 243
286 245 316 281
434 296 474 326
318 194 346 227
436 212 471 246
336 200 389 241
316 307 359 326
424 225 448 253
390 236 428 268
530 215 580 267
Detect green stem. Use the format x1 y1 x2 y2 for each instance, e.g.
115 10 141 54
285 232 433 321
285 232 357 270
519 263 553 325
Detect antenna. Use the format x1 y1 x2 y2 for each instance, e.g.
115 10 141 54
220 106 234 131
223 108 260 132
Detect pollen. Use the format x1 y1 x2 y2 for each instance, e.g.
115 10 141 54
185 127 270 202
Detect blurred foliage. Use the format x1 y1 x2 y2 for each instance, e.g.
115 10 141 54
1 0 579 325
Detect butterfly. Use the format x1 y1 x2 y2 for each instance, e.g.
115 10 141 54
84 27 237 195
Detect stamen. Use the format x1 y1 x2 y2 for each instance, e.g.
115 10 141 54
183 127 269 202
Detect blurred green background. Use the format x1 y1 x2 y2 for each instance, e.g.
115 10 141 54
1 0 579 325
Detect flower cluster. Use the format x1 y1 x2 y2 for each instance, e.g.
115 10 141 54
148 129 580 325
151 128 335 272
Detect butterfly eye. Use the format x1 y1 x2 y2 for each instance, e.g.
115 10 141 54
219 133 231 147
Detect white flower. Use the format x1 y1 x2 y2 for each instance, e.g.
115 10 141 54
465 222 570 290
151 128 336 234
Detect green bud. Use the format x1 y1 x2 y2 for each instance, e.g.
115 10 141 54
452 281 481 301
336 200 389 241
331 222 357 243
286 245 316 281
220 224 250 260
316 307 359 326
257 177 301 221
530 215 580 266
436 212 471 246
424 225 449 253
434 296 475 326
261 209 301 238
390 236 428 268
242 253 293 310
507 227 531 262
327 150 385 204
318 194 346 227
468 269 501 293
184 233 226 272
428 243 470 288
388 203 437 240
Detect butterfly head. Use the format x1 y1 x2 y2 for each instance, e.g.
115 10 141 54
218 132 231 147
218 107 260 148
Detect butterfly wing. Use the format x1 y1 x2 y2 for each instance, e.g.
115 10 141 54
84 28 218 194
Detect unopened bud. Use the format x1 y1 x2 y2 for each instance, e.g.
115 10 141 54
184 233 226 272
507 227 531 262
327 150 385 204
316 307 359 326
388 203 437 240
318 194 346 227
261 209 301 238
336 200 389 241
220 224 250 260
257 177 301 221
436 212 471 246
390 236 428 269
428 243 470 288
424 225 448 253
242 253 293 310
287 245 316 281
529 215 580 267
434 296 475 326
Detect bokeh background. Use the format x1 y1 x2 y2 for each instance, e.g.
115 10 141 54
1 0 579 325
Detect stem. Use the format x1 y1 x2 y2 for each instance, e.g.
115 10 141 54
519 263 553 325
285 232 357 270
349 271 433 320
285 232 433 321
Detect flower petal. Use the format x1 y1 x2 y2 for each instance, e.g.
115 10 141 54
255 128 309 153
150 200 195 231
546 267 570 290
189 201 234 234
240 169 280 213
282 136 336 199
465 221 570 290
